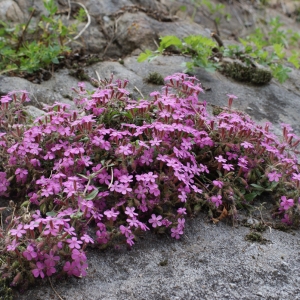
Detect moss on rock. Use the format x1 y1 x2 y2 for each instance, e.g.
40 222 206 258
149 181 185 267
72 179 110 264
219 59 272 85
144 72 164 85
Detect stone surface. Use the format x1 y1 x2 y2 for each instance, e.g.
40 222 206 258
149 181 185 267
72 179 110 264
0 0 24 22
124 54 300 136
0 73 77 109
86 0 133 15
17 215 300 300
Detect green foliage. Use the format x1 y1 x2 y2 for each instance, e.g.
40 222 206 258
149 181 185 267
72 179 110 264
0 0 81 75
236 17 300 83
138 35 217 72
145 72 164 85
140 15 300 84
75 7 88 23
189 0 230 23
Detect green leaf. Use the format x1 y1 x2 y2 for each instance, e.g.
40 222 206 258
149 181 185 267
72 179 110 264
85 188 99 200
46 211 57 217
137 49 156 62
288 51 300 69
159 35 183 52
77 174 89 179
265 181 279 192
184 35 216 49
193 204 202 214
244 193 258 202
250 184 265 191
71 211 83 219
51 57 59 64
271 64 291 83
43 0 58 15
20 200 30 208
239 38 248 47
273 44 285 59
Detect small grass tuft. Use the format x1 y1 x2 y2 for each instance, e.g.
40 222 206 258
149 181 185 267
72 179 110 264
144 72 165 85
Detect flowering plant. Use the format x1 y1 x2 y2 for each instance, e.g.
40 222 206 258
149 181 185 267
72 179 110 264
0 73 299 293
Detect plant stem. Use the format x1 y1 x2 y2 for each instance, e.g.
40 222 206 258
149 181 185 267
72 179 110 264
16 8 35 52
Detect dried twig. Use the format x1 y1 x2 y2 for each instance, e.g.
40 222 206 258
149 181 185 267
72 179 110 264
108 168 114 189
211 32 224 48
101 17 120 58
67 0 71 20
65 2 91 45
16 8 36 52
134 86 145 99
95 70 101 83
49 277 64 300
153 38 159 48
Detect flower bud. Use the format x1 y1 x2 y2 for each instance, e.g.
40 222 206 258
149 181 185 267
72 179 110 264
11 272 22 286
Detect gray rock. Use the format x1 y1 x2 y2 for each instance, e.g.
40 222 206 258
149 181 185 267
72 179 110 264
87 0 133 15
0 71 82 109
85 61 144 99
23 105 45 120
123 53 300 136
247 218 260 225
14 0 33 16
114 11 210 55
0 0 24 22
114 12 159 55
17 215 300 300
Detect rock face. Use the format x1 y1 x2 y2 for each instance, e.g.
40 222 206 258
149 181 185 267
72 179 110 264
0 0 25 22
17 215 300 300
1 1 300 299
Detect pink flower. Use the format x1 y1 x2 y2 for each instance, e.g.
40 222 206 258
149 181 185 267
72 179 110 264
104 208 119 221
281 214 292 225
32 262 45 278
177 208 187 215
280 196 294 210
72 249 87 262
126 235 135 246
7 240 20 251
171 227 183 239
120 225 132 238
63 261 81 277
10 224 26 238
45 261 56 276
227 94 237 109
15 168 28 183
22 245 37 261
44 250 60 266
213 180 223 188
215 155 226 163
81 234 94 244
127 217 139 228
222 163 234 171
211 195 222 207
268 171 282 182
292 173 300 181
118 145 133 156
125 207 138 218
177 218 185 229
66 237 83 249
148 214 162 228
241 141 254 149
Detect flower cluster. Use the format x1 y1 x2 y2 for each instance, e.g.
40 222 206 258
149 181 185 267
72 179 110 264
0 73 300 291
